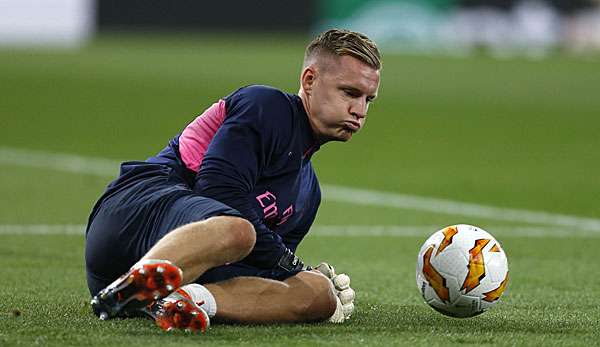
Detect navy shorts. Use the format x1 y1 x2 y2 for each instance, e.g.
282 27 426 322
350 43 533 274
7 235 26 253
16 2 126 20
85 162 298 296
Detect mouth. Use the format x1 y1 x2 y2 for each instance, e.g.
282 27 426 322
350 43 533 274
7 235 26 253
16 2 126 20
343 121 361 133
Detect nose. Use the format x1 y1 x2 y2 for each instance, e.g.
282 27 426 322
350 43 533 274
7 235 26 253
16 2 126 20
349 98 367 119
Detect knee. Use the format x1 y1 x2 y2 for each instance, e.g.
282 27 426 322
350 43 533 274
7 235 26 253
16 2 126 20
229 217 256 256
293 272 338 322
211 216 256 258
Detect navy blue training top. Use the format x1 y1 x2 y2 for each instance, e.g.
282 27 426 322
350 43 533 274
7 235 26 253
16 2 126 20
147 85 322 269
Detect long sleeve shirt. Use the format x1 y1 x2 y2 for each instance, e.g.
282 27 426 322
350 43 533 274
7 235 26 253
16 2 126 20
147 85 322 269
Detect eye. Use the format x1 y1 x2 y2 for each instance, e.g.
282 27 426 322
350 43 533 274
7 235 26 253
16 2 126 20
343 89 360 98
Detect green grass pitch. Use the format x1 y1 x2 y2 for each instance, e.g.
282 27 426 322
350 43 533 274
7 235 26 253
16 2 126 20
1 33 599 346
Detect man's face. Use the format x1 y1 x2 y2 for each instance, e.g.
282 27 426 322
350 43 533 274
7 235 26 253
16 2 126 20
301 55 380 143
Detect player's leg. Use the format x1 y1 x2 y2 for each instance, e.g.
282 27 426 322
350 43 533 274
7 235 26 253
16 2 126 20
203 270 338 323
86 168 255 324
90 215 255 321
141 215 255 284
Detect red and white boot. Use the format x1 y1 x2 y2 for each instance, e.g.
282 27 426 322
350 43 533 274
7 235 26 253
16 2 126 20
147 288 210 333
90 259 183 320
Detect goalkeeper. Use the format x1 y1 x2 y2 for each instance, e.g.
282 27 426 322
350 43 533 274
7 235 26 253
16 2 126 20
85 29 381 332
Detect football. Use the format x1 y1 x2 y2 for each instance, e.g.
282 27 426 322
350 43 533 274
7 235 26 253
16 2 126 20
416 224 509 318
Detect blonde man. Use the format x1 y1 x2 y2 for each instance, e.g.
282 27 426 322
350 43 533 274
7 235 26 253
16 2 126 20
86 29 381 331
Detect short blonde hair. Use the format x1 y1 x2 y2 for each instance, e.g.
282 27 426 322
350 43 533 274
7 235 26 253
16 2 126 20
304 29 381 70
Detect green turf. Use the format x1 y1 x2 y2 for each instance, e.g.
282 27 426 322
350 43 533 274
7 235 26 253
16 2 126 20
1 33 599 346
1 234 598 346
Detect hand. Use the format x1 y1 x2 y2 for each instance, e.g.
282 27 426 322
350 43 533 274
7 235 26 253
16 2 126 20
315 262 355 323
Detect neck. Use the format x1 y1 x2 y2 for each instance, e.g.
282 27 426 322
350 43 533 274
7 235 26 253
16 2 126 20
298 89 328 145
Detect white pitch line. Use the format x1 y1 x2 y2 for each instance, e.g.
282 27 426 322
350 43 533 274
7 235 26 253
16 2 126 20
2 146 600 231
321 184 600 232
0 224 86 235
0 146 120 177
0 224 598 238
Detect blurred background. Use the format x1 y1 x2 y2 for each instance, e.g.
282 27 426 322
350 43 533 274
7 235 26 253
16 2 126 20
1 0 600 55
0 0 598 227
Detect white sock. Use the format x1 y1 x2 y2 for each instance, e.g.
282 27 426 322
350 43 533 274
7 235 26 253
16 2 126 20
177 283 217 318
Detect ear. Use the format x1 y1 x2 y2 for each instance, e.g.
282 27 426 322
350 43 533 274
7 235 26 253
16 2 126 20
300 66 316 95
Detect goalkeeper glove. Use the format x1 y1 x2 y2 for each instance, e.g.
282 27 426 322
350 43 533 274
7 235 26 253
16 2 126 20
315 262 355 323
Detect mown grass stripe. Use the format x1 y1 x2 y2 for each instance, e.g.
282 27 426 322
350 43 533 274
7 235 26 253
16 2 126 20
2 146 600 231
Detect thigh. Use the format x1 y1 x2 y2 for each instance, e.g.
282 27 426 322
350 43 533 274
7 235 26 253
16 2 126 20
149 193 241 249
85 174 240 296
